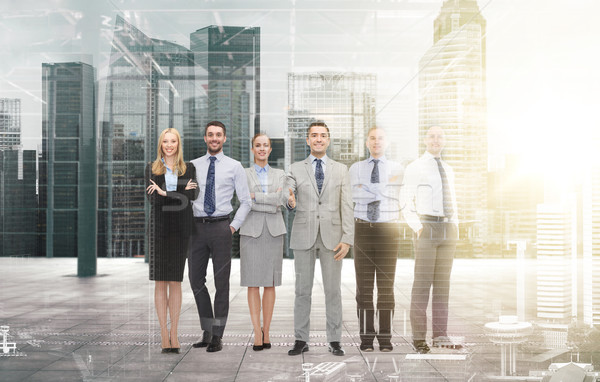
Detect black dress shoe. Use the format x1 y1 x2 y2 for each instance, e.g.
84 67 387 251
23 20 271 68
413 340 430 354
206 335 223 352
359 342 374 352
169 348 180 354
161 348 170 354
328 342 345 356
288 340 308 356
192 331 212 348
379 342 393 352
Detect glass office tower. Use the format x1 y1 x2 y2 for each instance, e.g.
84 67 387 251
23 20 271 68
41 62 96 272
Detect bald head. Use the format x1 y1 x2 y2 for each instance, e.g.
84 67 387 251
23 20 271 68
425 126 445 157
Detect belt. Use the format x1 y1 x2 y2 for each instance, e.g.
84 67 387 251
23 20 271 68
355 218 398 225
194 215 230 223
419 215 449 222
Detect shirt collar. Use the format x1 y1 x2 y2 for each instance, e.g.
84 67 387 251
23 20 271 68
205 151 225 162
254 163 270 173
423 151 441 161
369 155 386 164
309 154 328 165
161 157 173 173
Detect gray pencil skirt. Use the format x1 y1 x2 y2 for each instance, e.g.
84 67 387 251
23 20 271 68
240 225 284 287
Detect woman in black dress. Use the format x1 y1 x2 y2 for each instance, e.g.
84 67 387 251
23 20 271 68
146 128 198 353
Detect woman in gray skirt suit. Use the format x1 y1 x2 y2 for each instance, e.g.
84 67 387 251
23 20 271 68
239 133 287 351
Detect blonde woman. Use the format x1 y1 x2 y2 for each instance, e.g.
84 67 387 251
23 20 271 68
239 134 287 351
146 128 198 353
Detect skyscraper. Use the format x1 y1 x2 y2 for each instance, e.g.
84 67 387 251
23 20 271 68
0 98 21 149
190 25 261 166
536 203 575 322
98 16 196 257
41 62 97 274
583 159 600 327
287 72 376 166
0 148 38 257
418 0 487 256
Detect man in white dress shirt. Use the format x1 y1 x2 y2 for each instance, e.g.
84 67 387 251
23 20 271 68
400 126 460 354
189 121 252 353
349 127 403 352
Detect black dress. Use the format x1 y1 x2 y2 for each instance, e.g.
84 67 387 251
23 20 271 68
146 163 198 281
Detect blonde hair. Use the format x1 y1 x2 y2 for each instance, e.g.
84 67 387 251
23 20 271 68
152 128 187 176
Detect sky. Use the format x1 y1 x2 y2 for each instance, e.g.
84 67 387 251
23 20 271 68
1 0 599 179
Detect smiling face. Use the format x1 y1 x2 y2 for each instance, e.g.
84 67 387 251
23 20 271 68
366 128 387 159
251 135 272 164
306 125 330 158
425 126 445 157
204 125 226 155
161 132 179 160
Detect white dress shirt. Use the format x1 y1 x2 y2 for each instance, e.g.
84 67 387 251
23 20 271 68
400 151 458 233
349 156 403 223
191 151 252 230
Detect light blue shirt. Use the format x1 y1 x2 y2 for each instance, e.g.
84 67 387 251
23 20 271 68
191 151 252 230
254 163 270 193
162 158 178 191
309 154 327 176
349 156 403 223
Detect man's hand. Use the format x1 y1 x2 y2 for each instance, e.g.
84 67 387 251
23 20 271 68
287 188 296 209
333 242 350 261
230 226 236 234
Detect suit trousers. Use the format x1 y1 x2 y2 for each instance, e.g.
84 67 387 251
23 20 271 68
189 219 232 338
354 220 400 344
410 222 457 341
293 232 343 343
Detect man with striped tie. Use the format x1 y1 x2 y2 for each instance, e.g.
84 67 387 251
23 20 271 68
400 126 460 354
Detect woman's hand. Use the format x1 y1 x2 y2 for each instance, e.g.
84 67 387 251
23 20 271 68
147 180 167 197
185 179 198 190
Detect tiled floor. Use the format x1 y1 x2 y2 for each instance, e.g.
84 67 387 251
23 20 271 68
1 257 545 381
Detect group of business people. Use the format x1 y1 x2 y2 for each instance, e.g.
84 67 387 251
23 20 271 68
145 120 460 356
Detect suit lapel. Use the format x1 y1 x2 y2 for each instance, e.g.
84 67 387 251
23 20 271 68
304 158 319 195
321 159 332 195
248 168 261 192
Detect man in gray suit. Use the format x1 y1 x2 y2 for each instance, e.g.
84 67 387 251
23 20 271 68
286 121 354 356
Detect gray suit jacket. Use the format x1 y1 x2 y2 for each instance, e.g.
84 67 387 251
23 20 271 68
239 167 287 238
287 157 354 251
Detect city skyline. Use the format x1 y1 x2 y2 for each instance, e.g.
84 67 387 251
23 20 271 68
2 0 598 181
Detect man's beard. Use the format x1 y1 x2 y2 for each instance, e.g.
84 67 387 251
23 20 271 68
207 144 222 155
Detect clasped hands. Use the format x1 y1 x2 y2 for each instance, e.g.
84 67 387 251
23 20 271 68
146 179 197 197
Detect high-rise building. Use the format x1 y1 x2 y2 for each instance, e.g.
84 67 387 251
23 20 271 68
418 0 487 256
536 203 576 322
583 159 600 327
287 72 376 167
0 148 38 257
41 62 97 274
98 16 196 257
0 98 21 149
190 25 260 166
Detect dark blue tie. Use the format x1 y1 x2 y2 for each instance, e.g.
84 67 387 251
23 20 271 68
435 157 453 217
367 159 380 222
204 156 217 216
315 159 324 193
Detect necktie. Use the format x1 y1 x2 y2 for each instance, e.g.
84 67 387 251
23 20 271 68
204 156 217 216
367 159 380 222
315 159 324 193
435 157 453 217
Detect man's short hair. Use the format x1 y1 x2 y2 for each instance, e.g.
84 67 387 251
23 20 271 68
367 126 385 136
307 121 329 136
204 121 226 136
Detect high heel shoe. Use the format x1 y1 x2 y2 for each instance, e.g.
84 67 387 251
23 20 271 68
262 328 271 349
253 329 263 351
